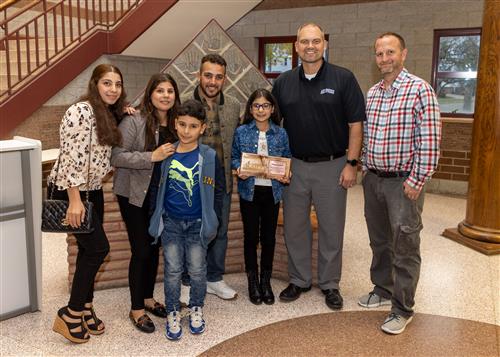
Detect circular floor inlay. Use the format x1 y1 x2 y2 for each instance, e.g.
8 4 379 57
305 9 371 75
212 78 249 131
200 311 500 357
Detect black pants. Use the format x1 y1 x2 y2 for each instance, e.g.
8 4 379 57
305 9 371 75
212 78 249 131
117 195 160 310
239 186 280 272
51 186 110 311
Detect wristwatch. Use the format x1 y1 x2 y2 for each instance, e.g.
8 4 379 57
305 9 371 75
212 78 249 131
346 159 358 167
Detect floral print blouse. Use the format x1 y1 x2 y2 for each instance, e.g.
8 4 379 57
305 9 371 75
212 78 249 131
48 101 112 191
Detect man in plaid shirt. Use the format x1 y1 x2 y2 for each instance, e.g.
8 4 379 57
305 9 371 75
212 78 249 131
358 32 441 335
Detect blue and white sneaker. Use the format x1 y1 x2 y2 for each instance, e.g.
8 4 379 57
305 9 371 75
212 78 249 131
189 306 205 334
166 311 182 340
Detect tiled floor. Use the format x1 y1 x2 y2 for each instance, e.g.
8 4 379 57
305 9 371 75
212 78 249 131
1 186 499 356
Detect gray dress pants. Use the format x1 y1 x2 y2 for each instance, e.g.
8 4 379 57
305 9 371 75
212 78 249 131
362 171 424 318
283 156 347 290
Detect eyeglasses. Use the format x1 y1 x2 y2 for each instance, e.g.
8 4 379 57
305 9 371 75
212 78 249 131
252 103 272 110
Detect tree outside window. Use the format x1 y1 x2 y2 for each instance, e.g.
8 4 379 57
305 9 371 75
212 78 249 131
432 28 481 118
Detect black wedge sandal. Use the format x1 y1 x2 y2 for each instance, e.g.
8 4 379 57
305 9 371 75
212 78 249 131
52 306 90 344
83 305 105 335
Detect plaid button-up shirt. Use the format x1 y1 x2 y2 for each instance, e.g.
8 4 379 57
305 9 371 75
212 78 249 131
363 69 441 190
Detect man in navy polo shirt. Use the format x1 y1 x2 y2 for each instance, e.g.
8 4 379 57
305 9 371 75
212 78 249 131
272 22 365 310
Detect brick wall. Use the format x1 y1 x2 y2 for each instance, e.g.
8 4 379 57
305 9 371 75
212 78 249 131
228 0 484 94
66 175 245 290
228 0 483 193
9 54 169 150
434 121 473 182
63 173 315 290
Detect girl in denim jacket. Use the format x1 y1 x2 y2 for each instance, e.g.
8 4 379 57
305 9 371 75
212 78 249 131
231 88 291 305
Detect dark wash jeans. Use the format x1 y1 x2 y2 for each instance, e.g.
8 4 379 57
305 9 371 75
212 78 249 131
50 186 110 311
362 171 425 318
161 214 207 313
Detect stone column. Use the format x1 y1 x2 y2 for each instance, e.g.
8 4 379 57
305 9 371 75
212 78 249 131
442 0 500 255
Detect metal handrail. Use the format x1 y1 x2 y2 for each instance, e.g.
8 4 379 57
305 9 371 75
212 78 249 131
0 0 24 13
1 0 142 101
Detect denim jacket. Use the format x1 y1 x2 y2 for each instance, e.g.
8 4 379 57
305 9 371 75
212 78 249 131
231 120 291 203
148 143 225 248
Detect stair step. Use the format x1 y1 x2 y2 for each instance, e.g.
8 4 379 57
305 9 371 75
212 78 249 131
0 66 46 92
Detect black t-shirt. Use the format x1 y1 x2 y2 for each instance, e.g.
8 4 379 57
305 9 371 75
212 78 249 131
272 61 366 158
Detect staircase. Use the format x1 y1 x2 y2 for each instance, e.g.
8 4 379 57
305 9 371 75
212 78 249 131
0 0 178 137
0 0 263 138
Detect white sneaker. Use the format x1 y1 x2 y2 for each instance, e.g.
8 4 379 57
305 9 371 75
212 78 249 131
180 284 190 307
381 313 413 335
206 280 237 300
165 311 182 340
358 291 391 308
188 306 205 334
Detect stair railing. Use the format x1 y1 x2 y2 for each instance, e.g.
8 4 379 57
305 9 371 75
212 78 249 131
0 0 143 102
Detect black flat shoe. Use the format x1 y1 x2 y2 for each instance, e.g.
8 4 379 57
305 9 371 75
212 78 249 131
322 289 343 310
145 302 168 318
279 283 311 302
129 312 155 333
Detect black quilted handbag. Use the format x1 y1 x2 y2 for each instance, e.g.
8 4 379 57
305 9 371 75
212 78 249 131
41 198 94 233
41 120 95 234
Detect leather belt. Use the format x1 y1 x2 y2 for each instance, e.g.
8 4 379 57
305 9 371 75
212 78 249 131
294 152 344 163
369 168 410 178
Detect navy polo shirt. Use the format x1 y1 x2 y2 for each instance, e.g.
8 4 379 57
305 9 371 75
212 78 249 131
272 60 366 158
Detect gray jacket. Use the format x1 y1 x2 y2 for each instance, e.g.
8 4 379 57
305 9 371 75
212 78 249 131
181 87 241 192
111 113 157 207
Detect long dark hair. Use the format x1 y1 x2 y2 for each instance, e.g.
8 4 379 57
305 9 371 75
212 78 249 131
80 64 125 146
140 73 180 151
243 88 282 126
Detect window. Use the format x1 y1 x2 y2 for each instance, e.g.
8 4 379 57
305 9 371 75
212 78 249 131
258 35 329 80
259 36 298 79
431 28 481 118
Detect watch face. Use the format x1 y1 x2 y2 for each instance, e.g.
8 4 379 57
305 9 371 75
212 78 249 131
348 159 358 166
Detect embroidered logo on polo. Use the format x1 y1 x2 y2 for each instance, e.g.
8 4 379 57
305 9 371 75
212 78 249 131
320 88 335 95
168 159 199 206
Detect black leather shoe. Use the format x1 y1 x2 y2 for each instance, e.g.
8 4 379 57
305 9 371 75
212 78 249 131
129 312 155 333
247 271 262 305
260 271 275 305
279 283 311 302
322 289 343 310
145 302 168 318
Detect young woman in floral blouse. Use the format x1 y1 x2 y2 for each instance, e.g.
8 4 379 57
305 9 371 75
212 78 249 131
111 73 179 333
49 64 126 343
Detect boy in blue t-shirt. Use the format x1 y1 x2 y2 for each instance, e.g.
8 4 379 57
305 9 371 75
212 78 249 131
149 100 224 340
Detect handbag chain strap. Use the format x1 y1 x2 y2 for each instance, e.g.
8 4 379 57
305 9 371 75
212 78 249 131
50 112 93 203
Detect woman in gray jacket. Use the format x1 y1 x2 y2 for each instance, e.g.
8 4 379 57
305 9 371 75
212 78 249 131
111 73 179 333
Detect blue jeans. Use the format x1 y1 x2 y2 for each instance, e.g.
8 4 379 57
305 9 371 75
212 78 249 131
206 191 231 282
161 214 207 312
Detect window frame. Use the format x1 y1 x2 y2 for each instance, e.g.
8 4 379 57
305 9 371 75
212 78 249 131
431 27 482 119
258 36 298 79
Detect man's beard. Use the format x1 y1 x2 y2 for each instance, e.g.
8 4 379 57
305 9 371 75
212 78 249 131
200 84 221 99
